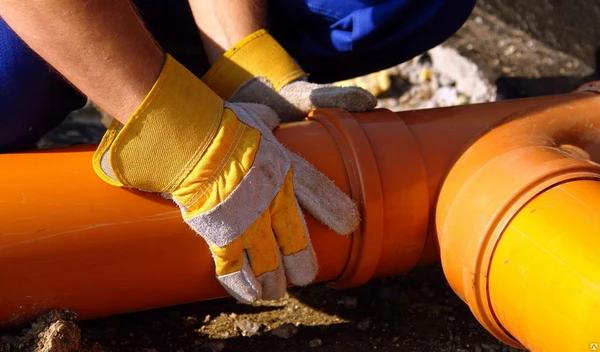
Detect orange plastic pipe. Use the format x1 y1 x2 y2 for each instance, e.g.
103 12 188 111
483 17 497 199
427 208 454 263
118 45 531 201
1 108 434 326
437 82 600 350
0 100 542 326
2 85 600 352
490 180 600 352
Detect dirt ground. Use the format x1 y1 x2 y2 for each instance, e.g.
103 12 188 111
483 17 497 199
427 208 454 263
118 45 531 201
1 5 596 352
0 266 524 352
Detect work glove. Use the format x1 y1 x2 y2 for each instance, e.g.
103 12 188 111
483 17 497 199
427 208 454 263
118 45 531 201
92 54 360 303
201 29 377 122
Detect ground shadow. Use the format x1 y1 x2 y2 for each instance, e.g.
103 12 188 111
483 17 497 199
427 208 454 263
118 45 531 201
494 47 600 100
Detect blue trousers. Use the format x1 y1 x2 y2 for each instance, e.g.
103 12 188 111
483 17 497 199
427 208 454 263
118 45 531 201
0 0 475 152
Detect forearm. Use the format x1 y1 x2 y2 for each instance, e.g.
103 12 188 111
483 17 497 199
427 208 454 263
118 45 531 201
0 0 164 123
188 0 267 64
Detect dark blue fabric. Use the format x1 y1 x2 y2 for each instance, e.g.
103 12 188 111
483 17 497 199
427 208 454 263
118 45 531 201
271 0 445 53
267 0 476 82
0 17 87 153
0 0 474 152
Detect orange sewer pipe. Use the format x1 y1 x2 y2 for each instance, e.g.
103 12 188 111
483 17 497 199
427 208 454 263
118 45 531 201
2 84 600 351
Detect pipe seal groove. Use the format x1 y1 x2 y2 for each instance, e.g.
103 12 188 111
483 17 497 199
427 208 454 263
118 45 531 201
308 108 385 289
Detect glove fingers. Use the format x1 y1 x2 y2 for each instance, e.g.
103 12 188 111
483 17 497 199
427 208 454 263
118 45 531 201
281 243 318 287
270 170 318 286
256 262 287 301
305 83 378 112
214 250 262 304
231 102 360 235
231 78 377 122
231 101 360 235
286 150 360 235
230 78 306 122
279 80 377 113
243 209 287 301
230 102 281 131
210 210 279 303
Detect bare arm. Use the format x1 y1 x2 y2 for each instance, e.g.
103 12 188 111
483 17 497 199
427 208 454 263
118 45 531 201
188 0 267 64
0 0 164 124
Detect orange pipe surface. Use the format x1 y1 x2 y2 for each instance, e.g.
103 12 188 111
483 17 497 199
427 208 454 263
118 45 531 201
437 82 600 350
490 180 600 352
2 87 600 352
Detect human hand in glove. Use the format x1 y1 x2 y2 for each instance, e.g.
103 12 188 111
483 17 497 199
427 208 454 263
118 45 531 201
93 54 360 303
201 29 377 122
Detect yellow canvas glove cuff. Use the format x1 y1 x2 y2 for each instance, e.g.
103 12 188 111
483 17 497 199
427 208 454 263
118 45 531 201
93 54 225 192
201 29 306 99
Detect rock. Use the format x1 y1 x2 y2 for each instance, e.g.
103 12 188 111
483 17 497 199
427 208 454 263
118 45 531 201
34 320 81 352
309 338 323 348
432 86 459 106
438 74 455 87
234 320 262 337
271 323 298 339
419 68 433 82
428 45 496 103
503 45 517 56
456 93 470 105
183 316 198 328
357 318 373 331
